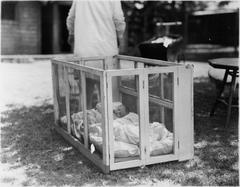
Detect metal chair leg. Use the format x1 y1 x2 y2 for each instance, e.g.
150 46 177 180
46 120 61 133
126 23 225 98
225 70 237 127
210 69 229 116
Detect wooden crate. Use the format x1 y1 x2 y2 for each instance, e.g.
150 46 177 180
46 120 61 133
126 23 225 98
51 55 194 173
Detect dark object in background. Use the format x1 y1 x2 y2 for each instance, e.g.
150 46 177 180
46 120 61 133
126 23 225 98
139 41 168 61
139 34 184 62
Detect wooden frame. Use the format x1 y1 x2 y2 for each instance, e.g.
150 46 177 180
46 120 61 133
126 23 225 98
51 56 194 173
106 68 146 170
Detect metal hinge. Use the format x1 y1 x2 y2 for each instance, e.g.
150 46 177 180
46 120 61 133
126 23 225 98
178 141 180 149
177 77 179 86
143 80 145 89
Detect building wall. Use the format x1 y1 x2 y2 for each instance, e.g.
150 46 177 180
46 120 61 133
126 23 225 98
1 1 41 54
188 11 239 47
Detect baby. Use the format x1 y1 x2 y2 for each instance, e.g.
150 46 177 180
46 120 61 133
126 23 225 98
96 102 127 119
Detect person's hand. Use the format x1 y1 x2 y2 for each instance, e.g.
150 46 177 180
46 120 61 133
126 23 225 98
68 34 74 47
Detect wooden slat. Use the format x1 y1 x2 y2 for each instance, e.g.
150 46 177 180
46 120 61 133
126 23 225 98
100 72 109 166
134 62 141 161
110 159 143 171
64 66 71 134
160 74 165 123
173 72 179 157
117 55 179 67
145 154 178 165
134 62 141 115
56 64 64 118
52 59 104 76
55 56 106 63
176 65 194 161
138 70 146 163
80 56 106 62
145 66 177 74
103 58 107 70
51 62 60 124
144 71 150 159
81 72 88 148
77 70 82 111
54 56 80 63
54 125 110 173
107 68 143 77
106 74 115 167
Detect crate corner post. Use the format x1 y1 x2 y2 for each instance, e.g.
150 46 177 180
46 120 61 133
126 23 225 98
177 65 194 161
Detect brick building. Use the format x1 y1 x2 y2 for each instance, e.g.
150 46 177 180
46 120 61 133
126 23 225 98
1 1 72 55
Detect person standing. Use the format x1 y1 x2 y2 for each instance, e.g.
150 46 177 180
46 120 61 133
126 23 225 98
66 0 126 57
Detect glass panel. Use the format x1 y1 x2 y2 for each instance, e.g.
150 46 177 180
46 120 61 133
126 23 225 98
148 73 174 157
148 72 174 101
57 64 67 131
164 107 173 133
120 75 137 90
163 73 173 101
122 93 138 114
68 68 84 144
112 75 141 163
148 73 161 98
149 102 164 123
85 73 103 159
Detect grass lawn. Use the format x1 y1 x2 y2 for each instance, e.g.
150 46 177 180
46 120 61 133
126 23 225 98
1 61 238 186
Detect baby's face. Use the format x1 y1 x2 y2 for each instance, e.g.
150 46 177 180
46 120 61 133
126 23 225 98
114 105 127 118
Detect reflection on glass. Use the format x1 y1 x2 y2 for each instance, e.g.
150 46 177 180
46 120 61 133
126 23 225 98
163 73 173 101
149 73 161 97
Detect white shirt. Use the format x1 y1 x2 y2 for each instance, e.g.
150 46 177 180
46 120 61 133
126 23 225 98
66 0 126 57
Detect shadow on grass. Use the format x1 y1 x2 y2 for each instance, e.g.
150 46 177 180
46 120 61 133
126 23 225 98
1 78 238 186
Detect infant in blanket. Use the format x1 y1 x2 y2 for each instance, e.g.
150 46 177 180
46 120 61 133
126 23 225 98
61 102 128 139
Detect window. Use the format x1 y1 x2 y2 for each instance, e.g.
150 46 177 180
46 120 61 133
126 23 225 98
1 2 16 20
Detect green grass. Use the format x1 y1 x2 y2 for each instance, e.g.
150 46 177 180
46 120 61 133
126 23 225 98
1 77 238 186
